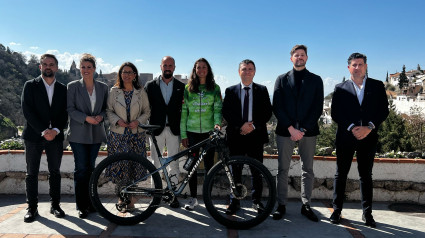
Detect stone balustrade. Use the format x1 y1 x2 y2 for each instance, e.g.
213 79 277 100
0 150 424 204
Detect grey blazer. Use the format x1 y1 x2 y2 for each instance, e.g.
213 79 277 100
66 79 109 144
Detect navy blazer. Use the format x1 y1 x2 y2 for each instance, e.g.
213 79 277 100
331 78 389 144
273 69 324 137
222 82 272 144
21 76 68 142
66 79 108 144
144 77 185 136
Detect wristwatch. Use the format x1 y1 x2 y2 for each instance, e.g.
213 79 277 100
367 122 375 130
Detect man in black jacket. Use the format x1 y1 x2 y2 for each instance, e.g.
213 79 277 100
272 45 324 221
329 53 389 227
144 56 185 208
222 59 272 215
21 54 68 222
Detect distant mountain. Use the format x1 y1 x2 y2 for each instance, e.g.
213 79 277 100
0 43 77 126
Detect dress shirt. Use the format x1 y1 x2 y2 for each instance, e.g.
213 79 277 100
160 76 174 124
41 76 60 135
350 76 367 105
240 83 253 122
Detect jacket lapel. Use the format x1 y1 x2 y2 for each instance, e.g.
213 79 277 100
35 77 50 108
286 70 297 97
93 81 104 114
77 79 93 114
235 84 243 119
343 80 360 107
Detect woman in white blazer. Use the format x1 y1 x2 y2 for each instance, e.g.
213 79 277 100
67 53 108 218
105 62 151 211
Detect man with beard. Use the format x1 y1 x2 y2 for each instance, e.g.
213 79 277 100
272 45 324 222
144 56 185 208
21 54 68 222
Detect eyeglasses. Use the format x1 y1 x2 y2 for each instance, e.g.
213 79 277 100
122 71 135 75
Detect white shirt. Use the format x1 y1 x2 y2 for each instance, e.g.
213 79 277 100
40 76 60 136
240 83 253 122
88 85 96 113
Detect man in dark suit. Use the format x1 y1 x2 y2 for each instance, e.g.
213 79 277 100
144 56 185 208
272 45 324 222
330 53 389 228
21 54 68 222
222 59 272 214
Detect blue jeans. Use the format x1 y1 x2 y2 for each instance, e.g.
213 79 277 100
70 142 101 210
24 139 63 208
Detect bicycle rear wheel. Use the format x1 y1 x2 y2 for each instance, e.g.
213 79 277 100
203 156 276 229
89 152 162 225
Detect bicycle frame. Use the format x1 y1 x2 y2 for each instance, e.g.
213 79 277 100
121 129 220 198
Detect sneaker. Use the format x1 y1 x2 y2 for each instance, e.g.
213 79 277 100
184 197 199 210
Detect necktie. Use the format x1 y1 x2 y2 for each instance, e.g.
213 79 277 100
243 87 250 122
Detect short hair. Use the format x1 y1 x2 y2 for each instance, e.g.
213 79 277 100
290 45 308 56
40 54 58 65
348 53 367 65
239 59 256 70
115 62 141 90
80 53 96 68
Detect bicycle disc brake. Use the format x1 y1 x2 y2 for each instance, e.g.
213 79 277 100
115 180 132 212
231 183 248 200
162 190 175 203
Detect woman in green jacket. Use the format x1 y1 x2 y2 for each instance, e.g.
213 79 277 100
181 58 222 210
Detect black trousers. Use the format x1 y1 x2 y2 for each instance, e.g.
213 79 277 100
187 132 215 198
24 139 63 208
333 137 376 215
228 133 264 204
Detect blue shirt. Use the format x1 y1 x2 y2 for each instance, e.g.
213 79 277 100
350 76 367 105
160 76 174 123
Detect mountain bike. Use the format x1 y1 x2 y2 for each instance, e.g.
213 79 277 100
89 125 276 229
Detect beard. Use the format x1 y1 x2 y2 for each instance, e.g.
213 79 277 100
294 60 306 68
42 70 55 78
163 70 173 79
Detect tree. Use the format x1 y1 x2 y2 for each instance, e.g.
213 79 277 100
418 64 422 71
386 71 389 83
377 100 412 153
342 76 346 83
406 105 425 153
398 65 408 89
317 121 337 150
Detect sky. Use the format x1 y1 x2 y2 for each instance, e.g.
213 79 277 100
1 0 424 96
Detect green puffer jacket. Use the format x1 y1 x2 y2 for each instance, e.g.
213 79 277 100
180 84 222 139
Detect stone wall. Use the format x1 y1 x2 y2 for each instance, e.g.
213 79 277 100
0 150 424 204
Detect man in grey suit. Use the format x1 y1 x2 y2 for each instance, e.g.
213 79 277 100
272 45 324 221
144 56 185 208
21 54 68 222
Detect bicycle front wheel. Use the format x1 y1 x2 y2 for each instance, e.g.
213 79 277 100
89 152 162 225
203 156 276 229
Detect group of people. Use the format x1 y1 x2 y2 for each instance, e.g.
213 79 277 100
20 44 389 229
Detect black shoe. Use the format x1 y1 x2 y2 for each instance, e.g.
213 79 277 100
87 205 97 213
252 201 265 214
24 207 38 223
330 211 341 224
78 209 89 219
362 214 376 228
225 201 240 215
50 205 65 218
301 204 319 222
272 204 286 220
169 197 180 208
